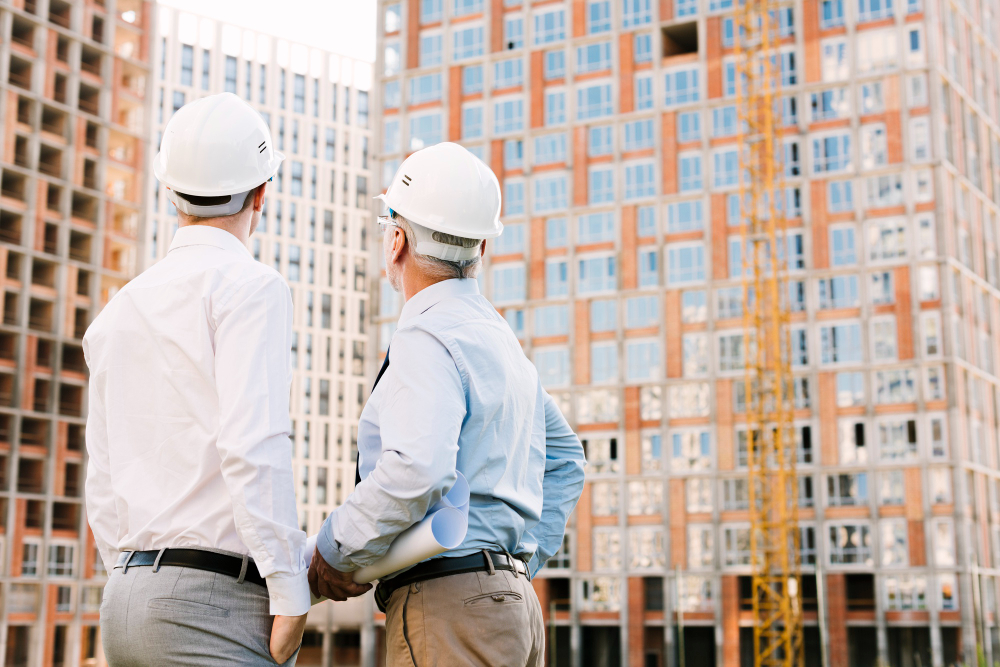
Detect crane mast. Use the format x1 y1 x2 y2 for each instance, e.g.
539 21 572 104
733 0 804 663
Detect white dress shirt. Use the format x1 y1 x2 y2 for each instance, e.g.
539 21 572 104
83 225 310 616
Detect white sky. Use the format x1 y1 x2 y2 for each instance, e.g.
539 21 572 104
159 0 377 62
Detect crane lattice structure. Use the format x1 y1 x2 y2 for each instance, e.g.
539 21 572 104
733 0 804 663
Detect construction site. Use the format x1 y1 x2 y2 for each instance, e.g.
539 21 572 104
0 0 997 665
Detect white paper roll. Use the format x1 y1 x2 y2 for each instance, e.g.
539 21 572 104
352 472 471 584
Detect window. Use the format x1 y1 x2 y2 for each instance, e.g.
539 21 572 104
932 518 955 566
667 244 706 285
856 29 898 73
634 33 653 63
665 67 700 106
627 296 659 328
180 44 194 87
409 113 442 151
461 105 483 140
504 15 524 50
623 119 655 152
859 124 887 170
813 133 851 173
672 430 711 470
505 139 524 169
591 343 618 384
885 575 928 611
627 341 660 380
921 312 941 356
577 42 612 74
858 0 893 22
625 163 656 200
635 74 654 110
494 59 524 89
723 526 751 567
811 88 848 121
881 519 908 567
870 270 894 305
677 0 698 14
880 470 904 505
538 89 565 125
677 111 701 143
821 39 848 81
638 206 657 236
453 0 484 16
535 348 570 387
713 149 739 188
821 0 844 27
870 317 897 361
623 0 653 26
827 473 868 506
875 369 916 404
384 81 401 110
421 0 443 22
667 201 703 233
830 226 856 266
21 541 39 576
493 223 525 255
717 333 745 372
818 275 859 309
544 51 566 82
591 300 617 331
828 524 873 565
683 334 709 376
534 9 567 44
638 248 658 287
420 32 443 67
224 56 237 93
494 98 525 134
589 166 615 204
492 265 525 304
587 0 612 33
462 65 484 95
546 218 568 248
48 544 75 577
577 84 614 120
578 256 617 293
837 372 864 407
409 73 442 105
534 174 568 213
688 525 714 569
828 180 853 214
589 126 613 156
867 218 907 262
820 323 862 364
679 154 703 192
909 117 930 162
878 417 917 460
546 259 568 297
453 26 485 60
504 180 525 215
535 134 567 165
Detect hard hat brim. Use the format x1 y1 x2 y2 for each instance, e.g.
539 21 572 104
154 150 285 197
374 193 503 240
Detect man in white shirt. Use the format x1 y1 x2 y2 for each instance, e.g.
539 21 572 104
84 93 351 665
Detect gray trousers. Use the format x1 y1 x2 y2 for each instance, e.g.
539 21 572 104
101 559 298 666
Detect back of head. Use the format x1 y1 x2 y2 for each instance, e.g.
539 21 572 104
153 92 284 220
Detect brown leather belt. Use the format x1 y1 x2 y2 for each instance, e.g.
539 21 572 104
374 551 528 613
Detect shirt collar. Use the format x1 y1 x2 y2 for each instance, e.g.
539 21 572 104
168 225 253 258
397 279 480 328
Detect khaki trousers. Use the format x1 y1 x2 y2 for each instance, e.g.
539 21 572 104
384 569 545 667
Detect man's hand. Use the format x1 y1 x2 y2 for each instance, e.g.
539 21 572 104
308 547 372 601
270 613 308 664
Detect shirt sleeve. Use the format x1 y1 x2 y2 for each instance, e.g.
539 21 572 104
522 387 586 578
214 273 310 616
316 326 465 571
83 340 120 574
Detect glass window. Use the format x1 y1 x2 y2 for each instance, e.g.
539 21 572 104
535 305 569 336
534 9 567 44
624 119 656 152
589 166 616 204
591 300 618 332
679 154 703 192
494 59 524 89
409 113 442 150
678 111 701 142
544 90 566 126
546 259 569 297
494 98 525 134
578 256 617 293
462 105 483 139
587 0 612 33
589 126 614 156
667 243 706 285
577 42 613 74
577 84 614 120
665 67 700 106
492 264 526 303
820 323 863 364
624 162 656 200
546 218 568 248
544 50 566 79
534 174 569 213
453 26 485 60
626 296 659 328
622 0 653 27
535 348 570 387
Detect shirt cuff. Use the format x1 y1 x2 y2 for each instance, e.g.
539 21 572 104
316 515 359 572
265 570 311 616
527 551 542 579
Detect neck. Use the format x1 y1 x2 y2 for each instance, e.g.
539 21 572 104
399 264 449 303
178 215 251 247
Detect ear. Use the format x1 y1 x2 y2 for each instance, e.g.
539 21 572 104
389 227 406 263
252 183 267 212
480 240 487 258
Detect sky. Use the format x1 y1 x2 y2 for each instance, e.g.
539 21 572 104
159 0 378 63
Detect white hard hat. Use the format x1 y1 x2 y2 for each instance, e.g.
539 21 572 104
153 92 284 217
376 142 502 261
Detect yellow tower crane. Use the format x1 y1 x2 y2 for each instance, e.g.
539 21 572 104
733 0 804 664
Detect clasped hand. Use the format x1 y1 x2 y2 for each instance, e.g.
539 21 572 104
307 547 372 601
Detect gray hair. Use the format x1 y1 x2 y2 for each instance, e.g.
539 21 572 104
393 214 482 280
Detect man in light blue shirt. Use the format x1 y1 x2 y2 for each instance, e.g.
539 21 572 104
308 143 585 666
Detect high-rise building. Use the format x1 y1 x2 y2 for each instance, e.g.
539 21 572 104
149 6 377 664
374 0 1000 665
0 0 151 664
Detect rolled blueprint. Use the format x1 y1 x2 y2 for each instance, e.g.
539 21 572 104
352 471 470 584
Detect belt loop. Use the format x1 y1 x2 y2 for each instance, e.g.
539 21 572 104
122 551 136 574
482 549 496 576
503 549 518 579
236 554 249 584
152 548 166 573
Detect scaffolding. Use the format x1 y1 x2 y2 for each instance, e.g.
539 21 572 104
734 0 804 663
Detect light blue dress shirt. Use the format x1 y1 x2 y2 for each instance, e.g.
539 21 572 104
316 278 585 577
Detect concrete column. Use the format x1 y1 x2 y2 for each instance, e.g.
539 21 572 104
827 574 848 667
361 595 377 667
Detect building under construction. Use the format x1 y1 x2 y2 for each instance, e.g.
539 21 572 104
374 0 1000 665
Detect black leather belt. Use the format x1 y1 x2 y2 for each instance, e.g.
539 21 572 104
374 551 528 613
114 549 266 588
